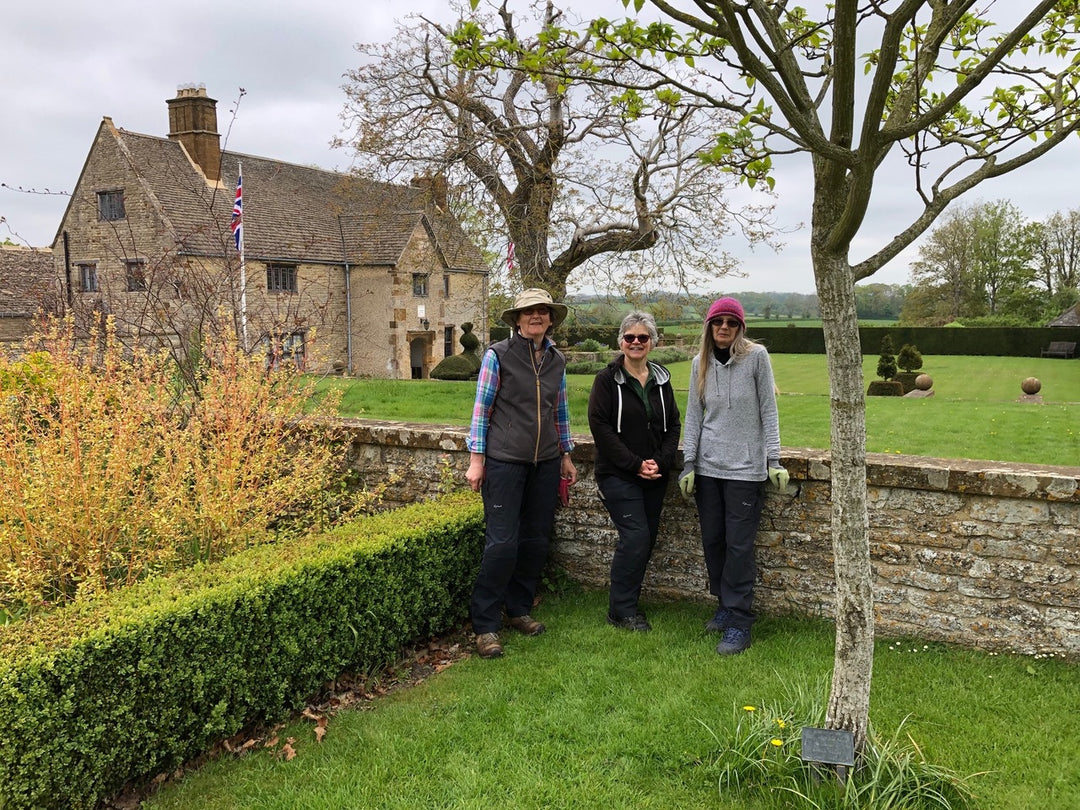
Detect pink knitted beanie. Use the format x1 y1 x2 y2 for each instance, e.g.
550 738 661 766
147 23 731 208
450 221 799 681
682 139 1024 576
705 297 745 327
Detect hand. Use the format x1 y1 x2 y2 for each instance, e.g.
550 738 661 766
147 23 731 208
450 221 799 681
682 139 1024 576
466 454 486 492
560 454 578 486
678 470 695 500
768 466 790 491
638 459 660 480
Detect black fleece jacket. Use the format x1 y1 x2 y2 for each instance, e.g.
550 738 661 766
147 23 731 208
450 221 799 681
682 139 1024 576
587 355 681 485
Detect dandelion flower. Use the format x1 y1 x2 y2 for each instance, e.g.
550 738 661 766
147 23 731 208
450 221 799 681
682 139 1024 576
770 739 783 747
743 706 756 712
776 719 786 729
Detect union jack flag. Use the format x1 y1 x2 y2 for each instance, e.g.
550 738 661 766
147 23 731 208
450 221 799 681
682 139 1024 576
230 171 243 252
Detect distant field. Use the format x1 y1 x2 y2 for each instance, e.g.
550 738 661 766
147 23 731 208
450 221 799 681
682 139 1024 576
659 318 896 337
311 355 1079 467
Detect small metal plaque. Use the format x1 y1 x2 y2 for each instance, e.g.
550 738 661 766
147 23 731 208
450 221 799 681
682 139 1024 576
800 727 855 766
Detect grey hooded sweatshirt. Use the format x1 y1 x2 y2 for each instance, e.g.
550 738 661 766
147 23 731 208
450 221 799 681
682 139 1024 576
681 344 780 482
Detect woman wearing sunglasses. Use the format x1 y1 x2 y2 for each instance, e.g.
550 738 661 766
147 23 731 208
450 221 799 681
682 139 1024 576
678 297 787 655
588 311 681 632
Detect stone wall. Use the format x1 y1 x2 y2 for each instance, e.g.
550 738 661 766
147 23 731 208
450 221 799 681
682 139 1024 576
343 419 1080 658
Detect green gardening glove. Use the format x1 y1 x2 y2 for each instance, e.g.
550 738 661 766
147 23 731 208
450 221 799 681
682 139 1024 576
678 470 695 501
767 466 790 491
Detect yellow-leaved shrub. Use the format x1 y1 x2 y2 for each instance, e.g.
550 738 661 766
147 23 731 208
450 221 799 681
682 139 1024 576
0 316 354 615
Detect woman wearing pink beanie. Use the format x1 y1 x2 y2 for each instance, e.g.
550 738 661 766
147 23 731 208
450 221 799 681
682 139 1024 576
678 297 788 655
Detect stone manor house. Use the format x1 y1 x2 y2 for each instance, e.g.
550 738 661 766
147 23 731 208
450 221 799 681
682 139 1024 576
48 84 489 378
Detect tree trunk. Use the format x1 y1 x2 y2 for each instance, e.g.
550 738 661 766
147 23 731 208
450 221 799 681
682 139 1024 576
814 250 875 754
507 182 563 298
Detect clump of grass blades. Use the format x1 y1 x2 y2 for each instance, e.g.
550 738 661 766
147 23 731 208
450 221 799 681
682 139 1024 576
709 683 979 809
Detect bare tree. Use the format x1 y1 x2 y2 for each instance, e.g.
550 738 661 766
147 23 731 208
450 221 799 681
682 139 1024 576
337 0 776 299
590 0 1080 751
1033 208 1080 301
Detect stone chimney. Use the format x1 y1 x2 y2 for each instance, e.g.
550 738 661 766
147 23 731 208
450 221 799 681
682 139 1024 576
167 84 222 182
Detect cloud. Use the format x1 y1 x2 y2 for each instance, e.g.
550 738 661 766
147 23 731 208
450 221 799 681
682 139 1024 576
2 0 437 247
5 0 1079 297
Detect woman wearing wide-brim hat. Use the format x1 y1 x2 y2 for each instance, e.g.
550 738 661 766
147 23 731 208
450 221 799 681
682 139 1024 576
465 288 577 659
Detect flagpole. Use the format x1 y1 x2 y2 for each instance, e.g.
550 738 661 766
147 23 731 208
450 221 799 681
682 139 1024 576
233 162 249 352
239 248 248 354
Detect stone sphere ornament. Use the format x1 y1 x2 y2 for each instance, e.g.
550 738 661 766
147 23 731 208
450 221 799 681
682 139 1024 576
914 374 933 391
1022 377 1042 395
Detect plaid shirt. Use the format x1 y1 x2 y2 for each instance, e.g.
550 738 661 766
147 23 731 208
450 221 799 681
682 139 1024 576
467 337 574 456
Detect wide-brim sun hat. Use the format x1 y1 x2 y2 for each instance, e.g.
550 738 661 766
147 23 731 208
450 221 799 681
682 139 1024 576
501 288 569 328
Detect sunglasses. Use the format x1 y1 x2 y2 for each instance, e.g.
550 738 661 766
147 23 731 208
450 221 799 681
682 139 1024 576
622 333 651 344
710 318 742 328
519 306 552 317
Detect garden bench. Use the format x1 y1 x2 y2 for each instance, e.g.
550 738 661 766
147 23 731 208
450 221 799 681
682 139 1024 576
1040 340 1076 358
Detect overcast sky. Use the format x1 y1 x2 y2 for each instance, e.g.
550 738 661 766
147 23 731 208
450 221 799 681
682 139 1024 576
4 0 1079 296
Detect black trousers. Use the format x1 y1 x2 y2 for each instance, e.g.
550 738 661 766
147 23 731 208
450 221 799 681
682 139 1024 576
470 456 560 634
598 474 667 618
694 475 765 630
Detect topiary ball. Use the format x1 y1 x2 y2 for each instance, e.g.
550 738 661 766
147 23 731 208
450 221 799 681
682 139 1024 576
915 374 933 391
1021 377 1041 395
430 354 480 381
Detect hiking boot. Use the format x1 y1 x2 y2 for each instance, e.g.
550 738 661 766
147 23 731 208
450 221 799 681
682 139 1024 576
607 613 652 632
705 607 732 633
716 626 752 656
475 632 504 658
505 614 546 636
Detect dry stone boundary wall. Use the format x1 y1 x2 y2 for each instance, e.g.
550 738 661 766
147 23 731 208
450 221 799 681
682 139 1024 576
342 418 1080 658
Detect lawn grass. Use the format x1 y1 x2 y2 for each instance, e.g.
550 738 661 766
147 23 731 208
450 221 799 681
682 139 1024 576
310 355 1080 467
143 590 1079 810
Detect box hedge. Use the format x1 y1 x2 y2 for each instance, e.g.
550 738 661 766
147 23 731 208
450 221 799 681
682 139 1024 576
750 325 1080 356
492 323 1080 356
0 491 484 810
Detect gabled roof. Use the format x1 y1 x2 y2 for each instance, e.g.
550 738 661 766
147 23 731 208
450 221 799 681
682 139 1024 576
0 245 55 317
91 125 487 272
1048 302 1080 327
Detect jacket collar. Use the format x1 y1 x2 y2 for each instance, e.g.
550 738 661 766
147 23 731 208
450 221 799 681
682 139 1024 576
511 331 555 351
610 354 670 386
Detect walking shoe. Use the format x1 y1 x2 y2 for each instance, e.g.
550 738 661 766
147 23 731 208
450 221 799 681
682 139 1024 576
505 614 546 636
716 627 752 656
705 607 732 633
607 613 652 632
475 632 504 658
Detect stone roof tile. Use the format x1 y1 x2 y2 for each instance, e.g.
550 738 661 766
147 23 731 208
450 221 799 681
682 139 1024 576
0 246 55 316
1048 302 1080 327
115 130 486 272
